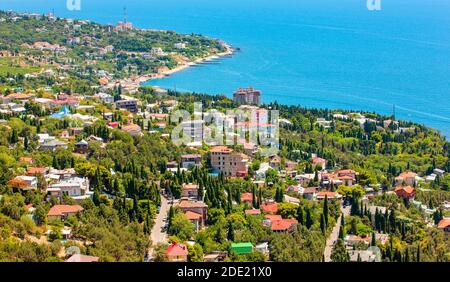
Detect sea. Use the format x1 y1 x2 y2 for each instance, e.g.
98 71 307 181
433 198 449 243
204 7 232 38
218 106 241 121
1 0 449 136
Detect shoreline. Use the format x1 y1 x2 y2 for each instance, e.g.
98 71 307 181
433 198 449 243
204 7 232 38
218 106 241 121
113 43 235 92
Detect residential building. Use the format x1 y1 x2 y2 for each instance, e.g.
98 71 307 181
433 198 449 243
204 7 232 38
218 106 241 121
438 218 450 237
38 140 68 151
178 199 208 226
316 191 343 201
181 154 202 169
233 87 261 106
185 211 203 232
240 192 253 205
47 205 84 221
115 98 138 113
394 185 415 201
312 157 327 170
395 171 418 186
209 146 248 177
74 140 89 153
260 201 278 214
230 242 253 255
8 176 37 190
165 242 188 262
181 183 199 199
48 177 89 198
121 124 142 136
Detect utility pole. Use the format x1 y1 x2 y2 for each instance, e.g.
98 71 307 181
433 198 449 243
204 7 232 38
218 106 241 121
392 104 396 120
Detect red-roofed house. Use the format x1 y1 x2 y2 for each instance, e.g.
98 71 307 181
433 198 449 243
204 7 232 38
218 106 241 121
312 157 326 170
316 191 343 201
395 171 417 186
394 186 415 201
47 205 84 221
27 167 48 176
178 199 208 226
165 242 188 262
245 209 261 216
181 183 198 199
184 211 203 232
438 218 450 237
240 192 253 205
271 219 298 232
261 202 278 214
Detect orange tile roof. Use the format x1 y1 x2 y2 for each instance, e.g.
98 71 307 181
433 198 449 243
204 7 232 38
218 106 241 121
271 219 298 231
396 171 417 179
394 186 415 194
184 211 202 220
437 218 450 229
261 202 278 214
47 205 83 217
182 183 198 190
27 167 46 175
209 146 232 153
316 191 341 198
241 192 253 203
178 199 208 209
245 209 261 215
19 157 34 164
264 215 282 221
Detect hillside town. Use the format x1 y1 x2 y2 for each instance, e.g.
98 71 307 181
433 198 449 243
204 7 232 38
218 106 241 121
0 11 449 263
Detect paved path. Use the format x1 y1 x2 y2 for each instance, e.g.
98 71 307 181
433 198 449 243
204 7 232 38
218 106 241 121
324 205 350 262
146 195 169 261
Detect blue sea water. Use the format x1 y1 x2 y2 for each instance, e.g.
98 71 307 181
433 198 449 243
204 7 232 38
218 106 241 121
1 0 449 136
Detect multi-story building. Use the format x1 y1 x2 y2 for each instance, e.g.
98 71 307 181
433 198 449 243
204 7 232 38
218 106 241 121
181 154 202 169
115 96 138 113
233 87 261 106
209 146 248 177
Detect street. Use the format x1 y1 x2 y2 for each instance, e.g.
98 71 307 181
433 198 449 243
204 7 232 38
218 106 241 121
146 195 169 261
323 205 350 262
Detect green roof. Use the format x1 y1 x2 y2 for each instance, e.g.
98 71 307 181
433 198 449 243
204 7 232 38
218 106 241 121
230 242 254 255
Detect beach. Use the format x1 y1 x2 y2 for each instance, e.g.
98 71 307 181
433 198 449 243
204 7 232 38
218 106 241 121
112 43 235 93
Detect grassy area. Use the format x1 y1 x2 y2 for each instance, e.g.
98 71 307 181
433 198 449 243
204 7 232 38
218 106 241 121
0 57 40 76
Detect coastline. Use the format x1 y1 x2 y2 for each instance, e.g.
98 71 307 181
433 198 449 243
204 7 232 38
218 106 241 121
113 43 235 92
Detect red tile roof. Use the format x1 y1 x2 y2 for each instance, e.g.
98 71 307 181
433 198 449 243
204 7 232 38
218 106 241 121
437 218 450 229
47 205 83 217
245 209 261 215
210 146 232 153
261 202 278 214
27 167 46 175
271 219 298 231
178 199 208 209
316 191 341 198
165 242 188 257
264 215 282 221
184 211 202 220
182 183 198 190
241 192 253 203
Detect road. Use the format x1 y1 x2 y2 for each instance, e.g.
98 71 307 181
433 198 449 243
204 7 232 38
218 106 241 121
146 195 169 261
323 205 350 262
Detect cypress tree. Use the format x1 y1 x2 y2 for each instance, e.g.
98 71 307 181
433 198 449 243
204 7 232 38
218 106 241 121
320 214 326 234
306 208 313 229
323 195 329 227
